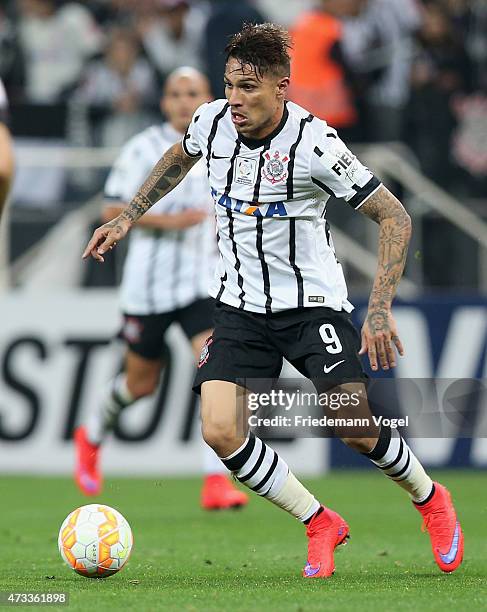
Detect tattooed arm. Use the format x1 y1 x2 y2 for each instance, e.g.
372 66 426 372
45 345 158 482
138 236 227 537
358 184 412 371
82 141 201 261
102 204 207 231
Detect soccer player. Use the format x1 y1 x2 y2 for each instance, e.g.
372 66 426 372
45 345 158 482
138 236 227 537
0 78 14 223
82 25 463 577
75 67 248 511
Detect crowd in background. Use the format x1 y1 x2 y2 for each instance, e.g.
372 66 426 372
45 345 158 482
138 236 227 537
1 0 486 195
0 0 485 292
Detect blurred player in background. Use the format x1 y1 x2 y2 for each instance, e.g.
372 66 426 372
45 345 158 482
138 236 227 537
74 67 248 511
0 78 14 222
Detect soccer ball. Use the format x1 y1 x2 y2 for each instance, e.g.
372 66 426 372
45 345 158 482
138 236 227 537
58 504 133 578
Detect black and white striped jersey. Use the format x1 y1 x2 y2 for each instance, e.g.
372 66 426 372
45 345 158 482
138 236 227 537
182 99 382 314
104 122 217 315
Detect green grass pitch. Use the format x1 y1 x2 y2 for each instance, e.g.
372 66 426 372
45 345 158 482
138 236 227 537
0 471 485 611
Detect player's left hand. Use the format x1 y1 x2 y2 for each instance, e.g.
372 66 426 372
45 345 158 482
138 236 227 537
82 216 132 262
359 308 404 371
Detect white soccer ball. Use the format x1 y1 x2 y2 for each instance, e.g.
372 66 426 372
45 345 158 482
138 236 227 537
58 504 133 578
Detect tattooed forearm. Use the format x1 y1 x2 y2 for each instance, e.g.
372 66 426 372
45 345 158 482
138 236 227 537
119 141 200 225
360 185 412 327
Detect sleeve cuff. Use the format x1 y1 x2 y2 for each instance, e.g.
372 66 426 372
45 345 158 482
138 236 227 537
182 135 202 158
348 177 382 210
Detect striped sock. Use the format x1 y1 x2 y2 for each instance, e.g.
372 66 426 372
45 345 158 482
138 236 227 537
221 433 320 522
364 426 433 503
86 374 134 445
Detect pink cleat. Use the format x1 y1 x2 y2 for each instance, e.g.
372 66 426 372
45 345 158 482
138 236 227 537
415 482 464 573
201 474 249 510
303 507 350 578
74 426 102 496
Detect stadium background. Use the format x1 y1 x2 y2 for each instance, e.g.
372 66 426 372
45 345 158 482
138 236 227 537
0 0 486 476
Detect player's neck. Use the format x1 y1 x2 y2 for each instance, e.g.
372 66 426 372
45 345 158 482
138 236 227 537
239 103 288 148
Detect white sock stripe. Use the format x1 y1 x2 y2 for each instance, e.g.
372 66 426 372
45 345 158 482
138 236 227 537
393 466 413 482
240 445 276 488
112 374 134 406
238 437 264 478
382 443 410 477
222 436 252 462
253 451 281 493
369 434 433 501
390 449 413 481
404 454 433 501
262 461 288 498
86 376 135 445
373 431 401 467
235 440 289 499
225 436 319 524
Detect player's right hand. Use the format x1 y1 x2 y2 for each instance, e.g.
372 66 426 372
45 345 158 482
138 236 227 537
359 308 404 372
163 209 207 230
82 216 132 262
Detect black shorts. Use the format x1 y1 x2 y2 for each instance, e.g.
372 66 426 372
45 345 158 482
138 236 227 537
121 298 215 360
193 301 366 394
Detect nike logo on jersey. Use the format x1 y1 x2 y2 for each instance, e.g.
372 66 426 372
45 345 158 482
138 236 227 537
211 153 230 159
323 360 345 374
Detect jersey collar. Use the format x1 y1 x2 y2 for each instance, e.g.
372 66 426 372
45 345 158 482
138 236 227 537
237 103 289 150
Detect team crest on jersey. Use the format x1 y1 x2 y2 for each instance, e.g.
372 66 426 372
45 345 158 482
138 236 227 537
262 150 289 184
198 336 213 368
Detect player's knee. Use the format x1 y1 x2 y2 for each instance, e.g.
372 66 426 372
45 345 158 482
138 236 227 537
201 422 238 456
341 436 375 454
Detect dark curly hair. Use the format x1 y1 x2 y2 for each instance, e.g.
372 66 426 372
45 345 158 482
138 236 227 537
225 23 292 79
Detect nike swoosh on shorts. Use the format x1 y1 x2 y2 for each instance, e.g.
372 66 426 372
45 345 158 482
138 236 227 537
323 360 345 374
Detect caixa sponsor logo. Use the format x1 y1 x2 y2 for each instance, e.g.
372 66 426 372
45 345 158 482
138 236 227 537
211 188 288 218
